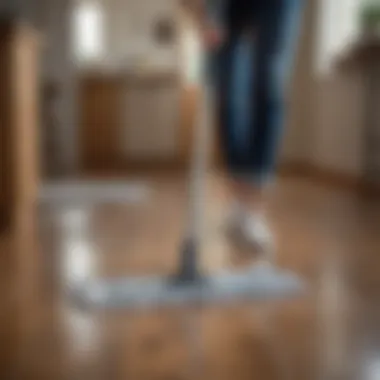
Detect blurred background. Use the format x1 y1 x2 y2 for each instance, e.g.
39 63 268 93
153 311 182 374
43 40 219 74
1 0 380 379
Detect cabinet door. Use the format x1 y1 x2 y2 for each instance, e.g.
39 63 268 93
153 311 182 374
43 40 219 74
122 83 180 161
80 78 122 170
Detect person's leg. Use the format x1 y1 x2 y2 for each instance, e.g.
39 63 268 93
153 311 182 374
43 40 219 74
226 31 258 210
218 33 245 174
250 0 304 182
215 0 259 221
239 0 304 251
217 30 253 216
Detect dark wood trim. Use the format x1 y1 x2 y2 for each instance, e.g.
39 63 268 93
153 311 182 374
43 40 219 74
0 21 40 234
279 161 380 198
0 205 11 235
80 159 380 198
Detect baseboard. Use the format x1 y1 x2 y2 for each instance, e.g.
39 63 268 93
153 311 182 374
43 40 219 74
79 160 187 179
76 159 380 198
279 161 380 197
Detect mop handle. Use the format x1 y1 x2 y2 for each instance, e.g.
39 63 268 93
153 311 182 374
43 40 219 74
185 55 214 245
182 0 225 247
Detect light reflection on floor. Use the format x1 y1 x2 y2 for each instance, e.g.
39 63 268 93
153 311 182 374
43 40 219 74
60 208 97 286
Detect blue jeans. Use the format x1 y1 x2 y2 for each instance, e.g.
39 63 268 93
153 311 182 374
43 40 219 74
210 0 304 185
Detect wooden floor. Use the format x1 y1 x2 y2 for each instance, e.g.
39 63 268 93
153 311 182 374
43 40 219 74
1 175 380 380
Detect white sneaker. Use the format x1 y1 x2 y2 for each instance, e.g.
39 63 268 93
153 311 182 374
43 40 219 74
226 207 275 256
226 201 246 229
241 214 274 254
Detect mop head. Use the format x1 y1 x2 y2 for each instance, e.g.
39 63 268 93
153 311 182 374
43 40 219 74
39 181 150 205
71 264 306 310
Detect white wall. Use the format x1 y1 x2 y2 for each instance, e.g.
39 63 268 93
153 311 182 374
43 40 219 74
312 72 365 176
282 0 371 180
105 0 179 70
316 0 361 75
311 0 369 178
281 0 318 163
73 0 180 71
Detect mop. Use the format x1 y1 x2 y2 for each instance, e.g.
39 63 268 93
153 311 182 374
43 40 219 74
71 47 307 311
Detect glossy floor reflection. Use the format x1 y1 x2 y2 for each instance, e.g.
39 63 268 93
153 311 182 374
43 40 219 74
1 175 380 380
